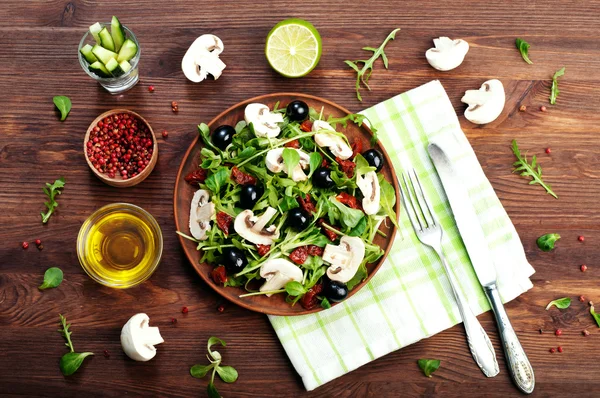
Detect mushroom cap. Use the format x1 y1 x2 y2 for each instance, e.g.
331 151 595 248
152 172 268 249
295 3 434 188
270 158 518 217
189 189 214 240
181 35 226 83
233 207 280 245
461 79 505 125
324 236 365 283
244 103 283 138
120 313 164 362
312 121 352 160
425 37 469 71
357 171 380 215
259 258 303 295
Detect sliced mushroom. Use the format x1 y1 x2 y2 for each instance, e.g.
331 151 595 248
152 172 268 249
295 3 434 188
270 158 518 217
234 206 280 245
323 236 365 283
265 147 311 182
259 258 303 296
182 35 226 83
120 313 164 362
244 103 284 138
461 79 505 125
356 171 380 215
189 189 215 240
425 37 469 71
312 120 353 160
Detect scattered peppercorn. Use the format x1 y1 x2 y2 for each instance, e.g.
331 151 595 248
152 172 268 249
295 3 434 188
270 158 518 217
148 85 155 92
103 350 110 358
581 264 588 272
171 101 179 113
578 235 585 242
162 130 168 138
519 105 527 112
37 244 44 251
22 241 29 249
557 346 563 353
579 295 586 302
35 239 41 246
549 347 556 353
583 330 590 337
555 329 562 336
171 317 177 324
540 106 547 112
539 328 544 334
545 148 551 154
182 306 189 314
217 305 225 313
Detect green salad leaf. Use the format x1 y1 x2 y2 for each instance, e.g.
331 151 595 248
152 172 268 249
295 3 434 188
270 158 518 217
39 267 63 290
512 140 557 198
545 297 571 310
537 233 560 252
205 167 230 194
515 38 533 64
550 67 565 105
57 314 93 376
378 174 399 228
282 148 301 179
330 197 364 229
591 305 600 327
53 95 72 121
418 359 441 377
41 177 66 223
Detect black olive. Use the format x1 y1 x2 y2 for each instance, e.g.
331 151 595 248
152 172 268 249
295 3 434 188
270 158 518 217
312 167 334 189
239 185 262 209
362 149 384 172
222 247 248 273
323 280 348 302
211 125 235 150
286 100 309 122
288 208 310 230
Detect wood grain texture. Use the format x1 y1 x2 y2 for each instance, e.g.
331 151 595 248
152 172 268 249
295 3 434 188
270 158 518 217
1 0 600 396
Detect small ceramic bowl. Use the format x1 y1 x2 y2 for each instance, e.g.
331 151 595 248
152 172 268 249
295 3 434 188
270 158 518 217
84 109 158 187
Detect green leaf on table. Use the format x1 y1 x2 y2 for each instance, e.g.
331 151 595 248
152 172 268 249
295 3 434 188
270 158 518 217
41 177 66 224
308 152 322 178
285 281 307 297
515 38 533 65
329 197 364 229
53 96 72 121
282 148 300 179
60 352 94 376
512 140 557 198
205 168 230 194
590 305 600 327
207 382 221 398
216 365 238 383
545 297 571 310
190 364 214 378
536 233 561 252
550 67 565 105
39 267 63 290
417 359 441 377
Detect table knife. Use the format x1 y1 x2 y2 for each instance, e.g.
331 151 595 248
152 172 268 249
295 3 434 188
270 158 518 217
428 142 535 394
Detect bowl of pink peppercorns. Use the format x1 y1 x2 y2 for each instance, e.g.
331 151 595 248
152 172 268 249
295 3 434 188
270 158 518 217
84 109 158 187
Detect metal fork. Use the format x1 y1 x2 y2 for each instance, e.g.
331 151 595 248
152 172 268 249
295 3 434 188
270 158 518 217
399 169 499 378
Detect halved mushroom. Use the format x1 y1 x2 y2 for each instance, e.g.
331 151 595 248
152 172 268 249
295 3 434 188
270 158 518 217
259 258 303 296
461 79 505 125
189 189 215 240
244 103 284 138
425 37 469 71
312 120 353 160
120 313 164 362
234 206 280 245
265 147 311 182
181 34 226 83
357 171 380 215
323 236 365 283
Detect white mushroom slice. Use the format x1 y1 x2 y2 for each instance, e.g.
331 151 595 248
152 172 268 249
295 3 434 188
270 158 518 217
425 37 469 71
182 34 226 83
120 313 164 362
461 79 505 125
234 207 280 245
244 103 284 138
357 171 380 215
265 148 311 182
323 236 365 283
259 258 303 296
312 120 353 160
189 189 215 240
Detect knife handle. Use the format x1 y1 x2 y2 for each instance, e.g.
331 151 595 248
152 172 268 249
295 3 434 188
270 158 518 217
485 284 535 394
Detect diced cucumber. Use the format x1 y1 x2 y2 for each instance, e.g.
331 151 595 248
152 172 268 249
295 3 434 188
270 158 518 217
98 27 115 52
110 16 126 52
89 61 111 78
80 44 98 64
105 58 122 77
119 60 132 74
117 39 138 63
91 45 118 65
89 22 103 44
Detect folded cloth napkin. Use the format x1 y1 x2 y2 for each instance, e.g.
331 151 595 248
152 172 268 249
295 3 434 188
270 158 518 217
269 80 535 391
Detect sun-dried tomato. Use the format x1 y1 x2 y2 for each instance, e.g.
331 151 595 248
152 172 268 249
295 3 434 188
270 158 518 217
300 283 323 310
211 265 228 285
351 139 363 160
336 157 356 178
300 120 313 132
284 139 300 149
289 246 309 265
307 245 324 256
297 194 316 214
321 158 329 167
317 218 339 242
184 168 207 185
216 212 233 236
336 192 360 209
231 166 257 185
256 244 271 257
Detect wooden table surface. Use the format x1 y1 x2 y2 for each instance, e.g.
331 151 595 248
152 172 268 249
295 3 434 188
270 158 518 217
2 1 600 396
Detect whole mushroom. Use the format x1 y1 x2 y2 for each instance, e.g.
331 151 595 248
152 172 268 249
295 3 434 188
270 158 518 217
425 37 469 71
461 79 506 124
120 313 164 362
181 35 226 83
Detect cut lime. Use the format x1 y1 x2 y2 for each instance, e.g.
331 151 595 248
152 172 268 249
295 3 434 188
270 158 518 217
265 18 322 78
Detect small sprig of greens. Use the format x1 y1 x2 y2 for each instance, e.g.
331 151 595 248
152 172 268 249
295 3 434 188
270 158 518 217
39 267 63 290
190 337 238 398
515 38 533 65
53 95 72 121
536 233 560 252
41 177 66 223
590 304 600 328
550 67 565 105
345 28 400 101
57 314 93 376
417 359 441 377
545 297 571 310
511 140 557 198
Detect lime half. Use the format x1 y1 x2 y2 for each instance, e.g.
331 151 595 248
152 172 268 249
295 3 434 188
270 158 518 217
265 18 322 78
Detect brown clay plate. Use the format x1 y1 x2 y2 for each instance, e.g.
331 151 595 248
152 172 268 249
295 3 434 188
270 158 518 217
174 93 400 316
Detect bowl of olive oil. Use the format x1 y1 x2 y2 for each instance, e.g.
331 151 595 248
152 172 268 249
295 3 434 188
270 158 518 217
77 203 163 288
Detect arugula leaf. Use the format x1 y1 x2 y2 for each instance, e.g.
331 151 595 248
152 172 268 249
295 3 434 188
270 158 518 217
591 305 600 327
345 28 400 101
41 177 66 224
279 196 299 212
550 67 565 105
348 216 367 237
545 297 571 310
57 314 93 376
282 148 300 179
53 96 71 121
330 197 364 229
191 336 238 395
378 174 399 228
418 359 441 377
511 140 557 198
308 152 322 178
537 233 560 252
205 167 230 194
515 38 533 65
39 267 63 290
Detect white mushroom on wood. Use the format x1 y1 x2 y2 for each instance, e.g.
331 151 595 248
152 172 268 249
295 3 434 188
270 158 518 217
189 189 215 240
259 258 303 296
181 34 226 83
244 103 284 138
425 37 469 71
312 120 353 160
234 206 280 245
120 313 164 362
323 236 365 283
461 79 506 125
357 171 380 215
265 147 311 182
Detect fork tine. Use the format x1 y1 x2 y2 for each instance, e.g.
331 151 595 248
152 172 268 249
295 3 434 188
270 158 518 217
410 169 436 228
401 172 425 231
399 173 421 233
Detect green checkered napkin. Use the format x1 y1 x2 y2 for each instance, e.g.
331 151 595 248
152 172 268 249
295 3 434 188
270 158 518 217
269 80 535 391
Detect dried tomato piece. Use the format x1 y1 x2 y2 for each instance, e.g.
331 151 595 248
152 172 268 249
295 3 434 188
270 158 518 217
300 120 313 132
336 192 360 209
210 265 228 285
256 244 271 257
289 246 309 265
317 218 338 242
231 166 257 185
307 245 324 256
297 194 316 214
321 158 329 167
351 139 363 160
284 139 300 149
184 168 207 185
216 212 233 236
300 283 323 310
336 157 356 178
